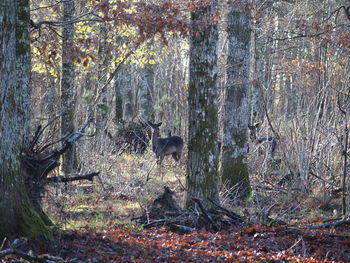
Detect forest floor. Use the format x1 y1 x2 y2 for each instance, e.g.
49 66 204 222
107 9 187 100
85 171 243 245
2 152 350 262
2 223 350 262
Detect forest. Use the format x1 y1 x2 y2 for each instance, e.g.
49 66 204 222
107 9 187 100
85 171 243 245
1 0 350 262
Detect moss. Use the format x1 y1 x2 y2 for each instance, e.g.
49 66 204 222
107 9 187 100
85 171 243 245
16 0 30 56
220 155 251 198
36 205 55 227
19 199 53 241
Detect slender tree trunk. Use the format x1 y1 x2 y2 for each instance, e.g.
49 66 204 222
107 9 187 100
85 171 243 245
138 65 154 121
0 0 52 240
248 13 262 124
118 66 134 122
220 1 251 197
114 75 123 123
186 0 220 209
60 0 77 174
95 23 109 134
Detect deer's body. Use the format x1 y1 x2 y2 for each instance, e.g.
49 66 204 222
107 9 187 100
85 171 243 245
148 121 184 165
248 124 277 155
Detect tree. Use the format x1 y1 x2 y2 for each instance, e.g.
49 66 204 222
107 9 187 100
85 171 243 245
138 64 155 121
0 0 52 240
220 1 251 197
186 0 220 209
119 65 134 122
60 0 78 174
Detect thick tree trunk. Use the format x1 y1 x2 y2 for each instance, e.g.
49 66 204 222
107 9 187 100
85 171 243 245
186 1 220 209
220 1 251 197
0 0 52 241
60 0 77 174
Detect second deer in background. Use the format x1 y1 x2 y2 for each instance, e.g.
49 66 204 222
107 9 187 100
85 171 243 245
147 121 184 167
248 123 277 156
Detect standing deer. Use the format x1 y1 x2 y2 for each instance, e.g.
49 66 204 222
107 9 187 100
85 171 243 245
248 124 277 156
147 121 184 167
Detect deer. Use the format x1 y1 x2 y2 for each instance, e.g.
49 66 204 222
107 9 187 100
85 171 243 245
248 123 277 156
147 121 184 168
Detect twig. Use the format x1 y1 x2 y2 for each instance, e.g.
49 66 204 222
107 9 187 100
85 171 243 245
93 42 141 105
29 114 65 152
38 130 73 153
28 125 42 152
40 118 93 162
286 237 303 252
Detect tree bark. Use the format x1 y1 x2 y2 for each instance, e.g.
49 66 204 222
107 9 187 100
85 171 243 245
220 1 251 197
119 66 134 122
138 65 154 121
95 23 109 134
60 0 77 174
0 0 52 241
186 0 220 209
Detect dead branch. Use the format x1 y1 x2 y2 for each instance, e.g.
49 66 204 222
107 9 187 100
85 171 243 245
40 118 93 162
307 219 350 229
192 198 219 232
0 248 63 263
46 172 100 183
208 198 244 223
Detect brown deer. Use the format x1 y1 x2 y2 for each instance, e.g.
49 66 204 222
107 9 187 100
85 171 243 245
248 124 277 156
147 121 184 167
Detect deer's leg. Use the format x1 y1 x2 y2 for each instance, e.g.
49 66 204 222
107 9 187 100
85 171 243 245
172 153 179 162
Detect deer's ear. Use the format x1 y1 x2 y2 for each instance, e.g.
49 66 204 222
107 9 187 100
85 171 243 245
157 122 162 127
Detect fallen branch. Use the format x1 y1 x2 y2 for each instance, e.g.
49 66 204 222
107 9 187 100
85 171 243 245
46 172 100 183
0 248 63 263
208 198 244 223
192 198 219 232
307 218 350 229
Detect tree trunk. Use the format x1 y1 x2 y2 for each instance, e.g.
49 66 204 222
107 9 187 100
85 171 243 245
119 66 134 122
0 0 52 241
186 0 220 209
114 73 123 123
138 65 154 121
60 0 77 174
95 23 109 134
220 1 251 197
248 14 262 124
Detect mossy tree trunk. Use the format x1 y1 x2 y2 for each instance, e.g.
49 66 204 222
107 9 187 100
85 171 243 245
220 1 251 197
186 0 220 209
0 0 52 241
60 0 78 174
